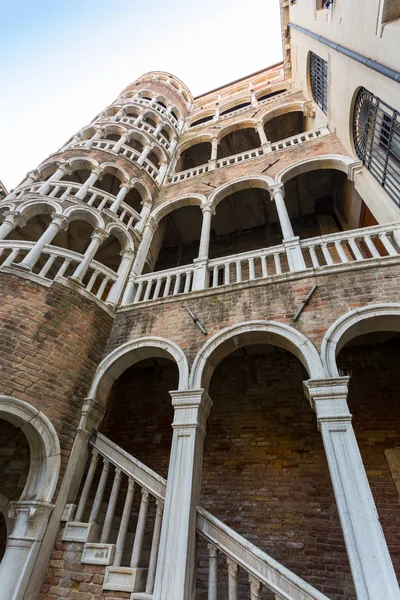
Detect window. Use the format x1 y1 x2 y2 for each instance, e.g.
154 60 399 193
353 87 400 207
309 52 328 114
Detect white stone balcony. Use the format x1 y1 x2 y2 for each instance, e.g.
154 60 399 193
0 240 118 308
11 181 141 231
129 222 400 304
64 138 160 181
167 126 330 184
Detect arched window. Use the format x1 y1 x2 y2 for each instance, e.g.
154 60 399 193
353 87 400 208
309 52 328 115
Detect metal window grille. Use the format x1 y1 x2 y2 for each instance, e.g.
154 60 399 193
310 52 328 114
353 87 400 208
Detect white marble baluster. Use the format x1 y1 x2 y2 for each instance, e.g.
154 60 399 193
173 273 181 295
89 458 110 523
213 266 219 288
100 467 122 543
130 489 150 568
75 451 100 522
273 252 282 275
38 255 56 278
224 263 230 285
248 257 255 280
134 281 144 303
113 478 135 567
321 243 334 265
379 232 398 256
145 499 164 594
309 245 319 268
208 544 218 600
163 275 172 297
334 240 349 263
227 557 238 600
235 260 242 283
363 235 381 258
261 255 268 277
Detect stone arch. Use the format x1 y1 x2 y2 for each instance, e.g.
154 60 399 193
217 120 257 143
87 337 189 409
208 175 274 212
218 95 252 116
105 222 135 252
63 205 105 230
151 194 206 225
321 303 400 377
99 162 131 183
0 396 60 503
189 110 215 127
275 154 356 184
17 199 62 222
67 157 99 175
190 320 325 390
101 123 129 139
177 134 214 155
260 101 306 127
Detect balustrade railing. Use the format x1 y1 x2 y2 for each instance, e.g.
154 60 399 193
167 127 330 184
11 181 141 229
131 223 400 304
63 432 166 594
133 263 196 303
197 507 329 600
300 223 400 269
63 433 331 598
0 241 117 303
189 90 297 132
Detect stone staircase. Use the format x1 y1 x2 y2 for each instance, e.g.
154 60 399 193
62 432 330 600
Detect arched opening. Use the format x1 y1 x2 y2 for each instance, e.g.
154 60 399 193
264 111 305 143
190 115 214 127
125 135 144 155
220 101 251 116
151 205 203 271
125 106 141 120
100 355 178 477
103 132 120 143
143 114 158 129
147 149 161 170
209 186 281 272
93 168 127 197
283 168 373 248
160 127 172 142
176 142 211 171
217 127 260 160
60 165 92 186
257 88 286 102
0 419 30 563
124 187 143 213
197 333 353 598
5 211 53 242
336 326 400 580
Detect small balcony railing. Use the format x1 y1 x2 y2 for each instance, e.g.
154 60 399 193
11 181 141 231
0 241 117 304
167 126 330 184
63 138 160 181
130 223 400 304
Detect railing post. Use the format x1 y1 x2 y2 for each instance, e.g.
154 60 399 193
304 378 400 600
208 544 218 600
153 389 213 600
249 575 262 600
130 488 149 568
146 499 164 594
89 458 110 523
227 557 238 600
113 478 135 566
100 467 122 543
74 450 99 522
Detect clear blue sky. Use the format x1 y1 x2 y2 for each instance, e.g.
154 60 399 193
1 0 283 189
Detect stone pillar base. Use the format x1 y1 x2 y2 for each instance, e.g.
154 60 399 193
82 542 115 565
103 566 148 592
62 521 99 543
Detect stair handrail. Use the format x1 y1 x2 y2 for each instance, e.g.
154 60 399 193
197 505 330 600
90 431 166 500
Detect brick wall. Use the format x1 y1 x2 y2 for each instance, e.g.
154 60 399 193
0 273 114 484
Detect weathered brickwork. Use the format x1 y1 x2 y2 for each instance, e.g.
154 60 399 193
106 262 400 361
0 273 114 480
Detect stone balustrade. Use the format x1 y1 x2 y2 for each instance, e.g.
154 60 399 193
11 181 141 230
130 222 400 304
62 432 166 594
189 89 297 131
0 240 118 304
167 126 330 184
62 432 331 599
197 506 330 600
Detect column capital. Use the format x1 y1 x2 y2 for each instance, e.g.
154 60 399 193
304 377 351 422
3 211 25 227
201 203 215 216
121 247 135 260
170 389 213 433
26 169 41 181
50 214 69 230
92 167 103 177
55 161 72 176
92 227 108 242
269 182 285 197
